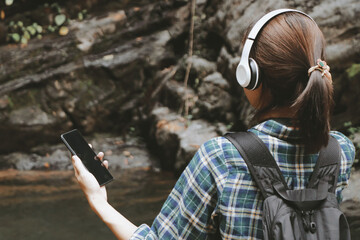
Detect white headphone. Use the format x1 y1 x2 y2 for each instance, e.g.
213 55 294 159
236 9 315 90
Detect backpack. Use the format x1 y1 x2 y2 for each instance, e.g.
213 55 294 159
224 132 351 240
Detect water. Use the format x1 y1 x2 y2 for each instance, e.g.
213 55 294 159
2 169 360 239
0 169 176 240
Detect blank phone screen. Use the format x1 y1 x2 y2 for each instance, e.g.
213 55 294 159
61 129 113 186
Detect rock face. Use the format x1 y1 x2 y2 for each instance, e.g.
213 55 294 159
0 1 189 153
0 1 359 169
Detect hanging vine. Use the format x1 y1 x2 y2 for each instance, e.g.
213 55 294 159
182 0 196 119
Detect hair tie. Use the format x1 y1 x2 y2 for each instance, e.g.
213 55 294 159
308 59 330 77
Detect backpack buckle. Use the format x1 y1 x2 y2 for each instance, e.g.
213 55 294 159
301 210 317 233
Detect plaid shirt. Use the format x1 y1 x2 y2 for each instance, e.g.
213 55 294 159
131 119 355 239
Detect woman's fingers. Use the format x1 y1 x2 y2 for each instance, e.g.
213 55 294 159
95 152 108 169
88 144 107 169
72 155 87 176
71 155 79 176
97 152 104 161
102 160 109 169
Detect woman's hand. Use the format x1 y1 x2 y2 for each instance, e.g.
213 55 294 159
72 151 109 203
71 148 138 239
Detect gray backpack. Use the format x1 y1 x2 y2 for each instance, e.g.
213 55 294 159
224 132 351 240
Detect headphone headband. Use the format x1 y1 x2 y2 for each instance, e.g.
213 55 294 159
236 9 316 90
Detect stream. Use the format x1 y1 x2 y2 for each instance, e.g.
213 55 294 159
0 169 176 240
1 168 359 239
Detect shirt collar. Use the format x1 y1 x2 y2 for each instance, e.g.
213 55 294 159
251 118 302 141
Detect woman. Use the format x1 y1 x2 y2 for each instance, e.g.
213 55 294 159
71 9 355 239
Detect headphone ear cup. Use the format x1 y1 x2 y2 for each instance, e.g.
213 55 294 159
247 58 261 90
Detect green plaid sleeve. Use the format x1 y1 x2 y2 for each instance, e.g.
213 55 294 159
330 131 356 202
130 138 229 239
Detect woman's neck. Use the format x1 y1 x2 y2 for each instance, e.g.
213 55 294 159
257 105 296 122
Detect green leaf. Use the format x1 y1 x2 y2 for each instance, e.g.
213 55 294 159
20 36 28 44
17 21 23 27
35 25 43 33
346 63 360 79
10 33 20 42
50 3 61 13
5 0 14 6
78 12 83 20
26 26 37 35
47 25 55 32
23 30 31 40
37 34 42 40
54 14 66 26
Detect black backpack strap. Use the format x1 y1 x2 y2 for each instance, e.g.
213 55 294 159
307 136 341 193
224 132 288 199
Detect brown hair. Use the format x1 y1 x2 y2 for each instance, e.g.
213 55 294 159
248 12 333 152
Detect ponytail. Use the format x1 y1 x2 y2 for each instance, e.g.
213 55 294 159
293 69 334 152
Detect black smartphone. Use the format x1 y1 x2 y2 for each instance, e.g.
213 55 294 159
61 129 113 186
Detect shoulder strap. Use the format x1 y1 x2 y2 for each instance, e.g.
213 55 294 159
224 132 288 199
308 136 341 193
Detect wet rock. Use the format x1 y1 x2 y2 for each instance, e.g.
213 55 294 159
90 134 154 170
149 106 225 172
0 103 71 154
0 153 46 170
148 107 187 170
216 46 240 88
161 80 196 110
341 171 360 238
0 148 76 170
8 106 56 126
343 171 360 202
340 199 360 239
187 55 217 78
203 72 230 90
194 72 233 122
84 29 172 71
70 10 127 52
0 134 154 171
0 95 9 109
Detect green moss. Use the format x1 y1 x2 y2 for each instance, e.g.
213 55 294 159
344 121 352 127
346 63 360 79
8 88 41 109
7 96 14 109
